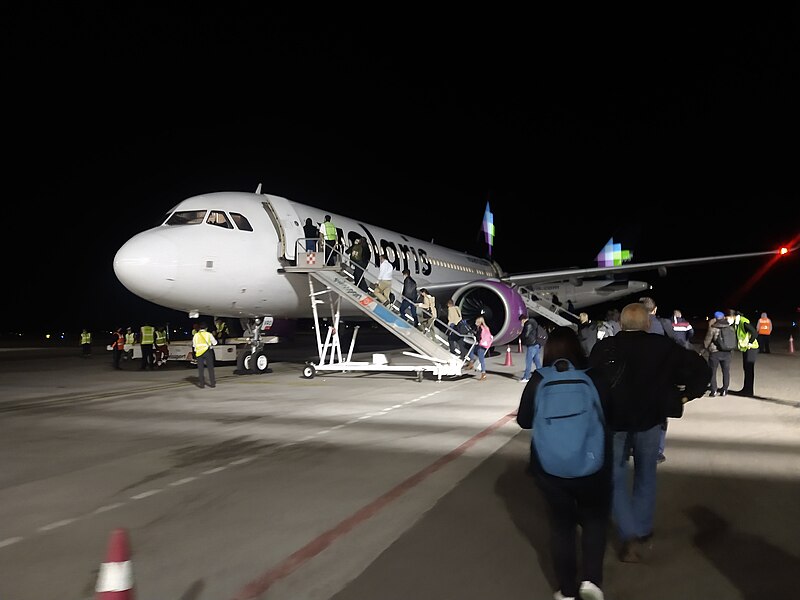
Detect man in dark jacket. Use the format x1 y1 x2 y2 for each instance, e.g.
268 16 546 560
345 237 370 292
589 302 710 564
518 313 543 383
398 269 419 327
639 296 677 463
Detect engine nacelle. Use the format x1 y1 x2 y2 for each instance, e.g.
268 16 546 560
452 279 528 347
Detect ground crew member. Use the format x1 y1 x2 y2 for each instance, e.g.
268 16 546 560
124 327 136 360
111 328 125 370
319 214 338 266
139 323 156 370
192 322 218 388
80 328 92 358
154 325 170 367
214 317 229 344
730 309 759 397
757 312 773 353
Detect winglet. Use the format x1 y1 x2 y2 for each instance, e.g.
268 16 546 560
595 238 634 267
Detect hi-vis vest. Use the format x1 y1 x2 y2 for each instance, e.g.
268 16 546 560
735 317 759 351
112 332 125 350
140 325 155 344
757 318 772 336
125 332 135 344
193 330 214 356
322 221 337 240
80 331 91 344
155 330 167 346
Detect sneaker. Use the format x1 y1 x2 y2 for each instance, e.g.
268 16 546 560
519 378 529 383
579 580 604 600
720 390 728 396
657 453 666 464
554 592 576 600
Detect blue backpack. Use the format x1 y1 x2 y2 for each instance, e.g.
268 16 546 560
532 359 605 478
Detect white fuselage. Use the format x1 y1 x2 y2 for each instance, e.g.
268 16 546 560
113 191 646 320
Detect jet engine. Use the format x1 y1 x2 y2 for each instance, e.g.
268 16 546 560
452 280 528 347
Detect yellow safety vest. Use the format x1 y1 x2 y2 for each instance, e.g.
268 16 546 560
155 331 167 345
322 221 337 240
193 330 214 356
125 332 135 344
140 325 155 344
80 332 91 344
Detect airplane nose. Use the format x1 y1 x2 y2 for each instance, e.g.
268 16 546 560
114 231 178 301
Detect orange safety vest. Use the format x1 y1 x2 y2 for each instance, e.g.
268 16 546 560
757 318 772 335
113 332 125 350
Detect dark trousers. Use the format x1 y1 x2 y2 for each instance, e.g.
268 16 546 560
534 465 611 597
758 335 771 353
197 350 216 387
708 351 731 393
112 349 123 369
140 345 155 369
82 343 91 357
399 299 419 326
740 347 758 395
353 264 368 292
324 240 336 266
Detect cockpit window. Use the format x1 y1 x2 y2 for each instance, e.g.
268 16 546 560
230 212 253 231
207 211 234 229
165 210 207 226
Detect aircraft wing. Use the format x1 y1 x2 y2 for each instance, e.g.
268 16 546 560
501 245 797 288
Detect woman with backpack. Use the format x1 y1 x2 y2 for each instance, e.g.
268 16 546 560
703 311 734 396
516 326 613 600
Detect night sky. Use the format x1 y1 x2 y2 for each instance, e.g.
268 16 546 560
6 7 799 337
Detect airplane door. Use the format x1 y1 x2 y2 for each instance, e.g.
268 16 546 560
262 195 305 261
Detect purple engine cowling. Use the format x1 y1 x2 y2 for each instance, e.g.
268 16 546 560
452 279 527 347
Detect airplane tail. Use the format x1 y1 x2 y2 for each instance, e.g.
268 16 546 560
595 226 641 268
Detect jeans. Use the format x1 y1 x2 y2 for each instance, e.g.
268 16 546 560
708 351 731 393
522 343 542 379
399 299 418 326
612 425 661 542
469 346 487 371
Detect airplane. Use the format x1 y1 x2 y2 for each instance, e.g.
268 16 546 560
113 185 795 373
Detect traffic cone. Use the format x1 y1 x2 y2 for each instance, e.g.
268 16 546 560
96 528 134 599
503 345 513 366
790 335 795 354
517 338 522 353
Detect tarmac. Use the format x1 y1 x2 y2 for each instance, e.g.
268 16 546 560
0 329 798 600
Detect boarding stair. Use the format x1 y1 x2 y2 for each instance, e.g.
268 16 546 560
283 240 474 381
516 284 578 328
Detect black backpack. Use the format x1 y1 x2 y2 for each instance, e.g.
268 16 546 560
535 323 549 346
715 323 737 352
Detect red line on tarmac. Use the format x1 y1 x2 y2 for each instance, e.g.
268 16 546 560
231 412 517 600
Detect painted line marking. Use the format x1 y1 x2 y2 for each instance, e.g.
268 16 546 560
131 489 161 500
38 518 76 532
170 477 197 487
0 537 24 548
93 503 124 514
231 412 516 600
